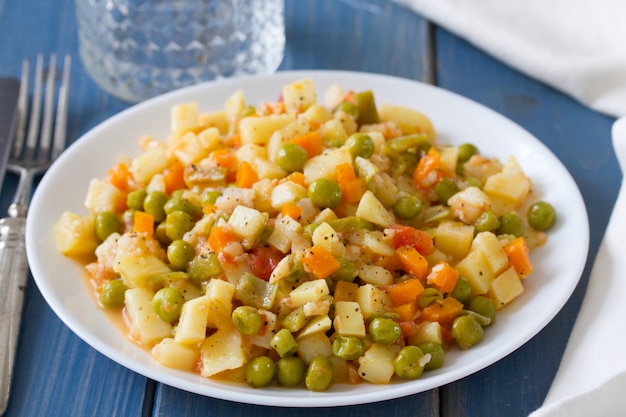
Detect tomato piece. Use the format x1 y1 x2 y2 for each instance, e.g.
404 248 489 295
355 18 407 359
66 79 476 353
248 245 285 281
391 224 435 256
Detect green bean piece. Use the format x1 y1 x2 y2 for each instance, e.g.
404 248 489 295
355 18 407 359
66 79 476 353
451 315 484 349
187 252 221 283
527 201 557 231
165 210 195 241
276 142 309 172
417 341 445 371
387 134 430 153
468 295 496 325
457 143 479 163
232 306 263 335
354 90 380 125
99 279 128 308
276 356 306 386
305 357 334 392
143 191 169 223
331 258 358 282
326 216 374 232
434 178 459 205
155 222 171 246
245 356 276 388
474 210 501 233
95 211 121 242
308 178 342 209
368 317 401 344
152 287 185 322
345 133 375 159
270 328 299 357
332 335 365 360
418 287 444 308
394 345 427 379
235 272 278 310
450 277 472 304
202 190 222 206
382 145 407 176
334 101 359 118
167 240 195 270
164 197 201 217
497 212 525 237
126 189 147 211
280 306 310 332
393 194 424 220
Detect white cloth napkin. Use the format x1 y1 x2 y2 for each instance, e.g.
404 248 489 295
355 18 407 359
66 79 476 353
528 117 626 415
393 0 626 118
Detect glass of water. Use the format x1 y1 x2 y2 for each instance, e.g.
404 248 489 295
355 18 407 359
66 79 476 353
75 0 285 102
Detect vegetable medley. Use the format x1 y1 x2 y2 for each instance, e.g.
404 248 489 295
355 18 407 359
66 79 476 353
55 78 556 391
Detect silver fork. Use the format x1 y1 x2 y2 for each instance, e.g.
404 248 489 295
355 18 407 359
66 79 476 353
0 54 71 415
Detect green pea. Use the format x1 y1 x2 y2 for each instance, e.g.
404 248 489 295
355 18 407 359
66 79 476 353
474 210 500 233
155 222 171 247
394 345 426 379
167 240 195 270
276 143 308 172
95 211 121 242
305 357 334 392
527 201 556 231
418 287 444 308
451 315 484 350
331 258 358 282
245 356 276 387
417 341 445 371
332 335 365 360
434 178 459 205
165 211 195 241
497 212 525 237
335 101 359 118
202 190 222 206
270 328 299 358
457 143 479 163
152 287 185 322
99 279 127 308
308 178 342 209
126 189 147 211
393 194 423 220
276 356 306 386
368 317 401 344
164 197 201 217
451 277 472 304
232 306 263 335
144 191 169 223
187 252 221 283
345 133 375 159
468 295 496 326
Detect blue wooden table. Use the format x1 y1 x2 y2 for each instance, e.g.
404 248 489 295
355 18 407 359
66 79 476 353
0 0 618 416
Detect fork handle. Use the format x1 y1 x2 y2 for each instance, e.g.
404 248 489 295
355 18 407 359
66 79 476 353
0 216 28 415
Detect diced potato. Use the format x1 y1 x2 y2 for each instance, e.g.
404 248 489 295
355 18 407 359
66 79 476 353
84 178 126 214
54 212 98 257
271 181 308 211
227 205 268 250
297 332 333 364
378 104 436 141
333 301 366 337
363 231 395 257
303 297 332 316
198 111 228 134
152 338 199 371
356 191 395 228
199 327 249 377
355 284 391 319
171 102 198 133
318 119 348 145
483 157 531 207
439 146 459 174
204 278 236 328
455 250 494 296
297 315 332 340
488 266 525 309
282 78 317 113
236 143 267 164
239 113 295 145
116 253 171 289
125 288 172 347
248 310 278 349
434 221 475 260
303 146 352 183
471 232 509 277
131 145 170 186
448 186 493 224
253 157 286 180
289 279 330 307
175 296 211 344
406 321 443 346
266 215 304 254
298 103 333 127
357 343 400 384
169 131 208 166
312 222 344 258
224 89 245 119
357 264 393 287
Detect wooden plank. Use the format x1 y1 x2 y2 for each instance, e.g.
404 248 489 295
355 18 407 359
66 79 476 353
434 27 618 417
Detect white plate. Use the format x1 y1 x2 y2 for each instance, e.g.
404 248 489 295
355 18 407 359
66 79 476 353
26 70 589 407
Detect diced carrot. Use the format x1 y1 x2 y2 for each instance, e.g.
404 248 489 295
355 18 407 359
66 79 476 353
281 203 302 220
210 149 238 170
284 171 306 187
335 163 366 203
164 161 186 194
334 280 359 302
393 301 420 322
107 162 133 192
395 246 429 280
290 131 323 158
421 297 464 324
385 278 425 306
236 161 258 188
208 225 238 253
504 237 533 278
390 224 435 256
335 163 357 183
300 245 341 279
412 147 442 191
133 211 154 237
426 262 459 294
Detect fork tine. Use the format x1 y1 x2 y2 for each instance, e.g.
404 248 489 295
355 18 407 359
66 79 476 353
12 59 30 160
38 54 57 163
52 55 71 160
24 54 44 162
